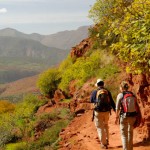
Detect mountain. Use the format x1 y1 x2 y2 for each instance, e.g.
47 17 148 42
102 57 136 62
0 26 90 83
0 28 44 41
41 26 90 49
0 36 66 60
0 36 68 84
0 26 90 50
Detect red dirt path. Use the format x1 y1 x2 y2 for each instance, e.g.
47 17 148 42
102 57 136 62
59 110 150 150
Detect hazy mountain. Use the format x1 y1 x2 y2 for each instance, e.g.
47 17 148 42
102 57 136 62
41 26 90 49
0 28 44 41
0 36 68 84
0 26 90 83
0 36 66 59
0 26 90 50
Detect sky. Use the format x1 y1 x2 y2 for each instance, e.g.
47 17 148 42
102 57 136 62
0 0 95 35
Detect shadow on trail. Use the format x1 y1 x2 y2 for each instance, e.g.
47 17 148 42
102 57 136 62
134 140 150 147
108 145 122 149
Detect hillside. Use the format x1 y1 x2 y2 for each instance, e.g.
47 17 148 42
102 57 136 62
0 26 89 84
0 36 68 84
41 26 90 49
0 0 149 149
0 75 38 98
1 35 149 150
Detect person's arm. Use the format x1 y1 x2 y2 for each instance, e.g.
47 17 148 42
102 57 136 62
115 109 120 124
90 90 97 103
115 93 123 124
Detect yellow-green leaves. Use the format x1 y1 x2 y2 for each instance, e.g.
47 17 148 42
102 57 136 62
89 0 150 74
37 68 60 96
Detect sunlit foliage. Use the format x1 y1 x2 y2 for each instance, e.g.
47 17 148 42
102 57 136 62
37 68 61 97
0 100 15 114
89 0 150 74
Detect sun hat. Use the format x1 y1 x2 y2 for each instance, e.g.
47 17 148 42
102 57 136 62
95 78 104 87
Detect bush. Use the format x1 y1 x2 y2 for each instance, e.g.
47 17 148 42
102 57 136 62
96 64 119 80
59 50 118 92
21 108 73 150
5 142 26 150
59 50 102 92
0 94 48 148
89 0 150 74
37 68 61 97
0 100 15 114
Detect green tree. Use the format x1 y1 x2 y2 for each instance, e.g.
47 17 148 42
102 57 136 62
89 0 150 74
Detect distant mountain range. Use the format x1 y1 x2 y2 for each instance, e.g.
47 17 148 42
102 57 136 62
0 26 90 83
0 26 89 50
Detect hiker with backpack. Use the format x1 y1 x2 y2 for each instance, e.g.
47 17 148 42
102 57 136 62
90 79 116 149
115 81 142 150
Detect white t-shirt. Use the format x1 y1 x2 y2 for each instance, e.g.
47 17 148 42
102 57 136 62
116 93 123 110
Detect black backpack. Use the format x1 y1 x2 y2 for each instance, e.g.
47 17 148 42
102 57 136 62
94 88 111 112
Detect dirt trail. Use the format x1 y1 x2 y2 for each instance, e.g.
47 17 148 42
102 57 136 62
59 110 150 150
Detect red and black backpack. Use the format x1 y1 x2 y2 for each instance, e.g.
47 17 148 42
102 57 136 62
121 91 138 117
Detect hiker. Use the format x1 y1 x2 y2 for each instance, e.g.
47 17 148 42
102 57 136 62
90 79 116 149
115 81 142 150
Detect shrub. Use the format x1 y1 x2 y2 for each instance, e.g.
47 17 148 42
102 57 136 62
21 108 73 150
59 50 102 92
59 50 118 92
96 64 119 80
89 0 150 74
58 55 73 73
37 68 61 97
0 100 15 114
5 142 26 150
0 94 48 148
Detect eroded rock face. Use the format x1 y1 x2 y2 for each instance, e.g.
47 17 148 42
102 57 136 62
70 38 92 58
128 74 150 140
54 89 66 103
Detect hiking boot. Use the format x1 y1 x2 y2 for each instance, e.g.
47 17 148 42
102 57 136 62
101 144 108 149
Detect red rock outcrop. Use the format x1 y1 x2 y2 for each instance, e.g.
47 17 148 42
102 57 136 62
70 38 92 58
128 73 150 140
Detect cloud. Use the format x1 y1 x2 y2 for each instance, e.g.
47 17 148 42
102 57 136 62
0 8 7 14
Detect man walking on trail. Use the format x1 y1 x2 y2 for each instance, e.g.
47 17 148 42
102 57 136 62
115 81 141 150
90 79 116 149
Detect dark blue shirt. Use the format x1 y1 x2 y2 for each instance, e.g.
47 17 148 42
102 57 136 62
90 90 97 103
90 88 116 112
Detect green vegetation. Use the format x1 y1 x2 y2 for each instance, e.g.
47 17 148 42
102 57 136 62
0 100 15 114
1 0 149 149
0 94 73 150
37 49 119 95
37 68 61 97
89 0 150 74
5 142 26 150
58 50 119 93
